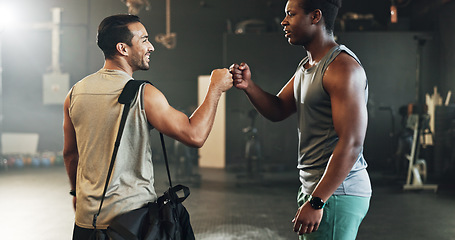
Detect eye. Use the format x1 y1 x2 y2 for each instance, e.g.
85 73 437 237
142 36 150 43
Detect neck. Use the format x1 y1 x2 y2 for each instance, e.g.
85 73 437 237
305 33 338 66
103 57 133 77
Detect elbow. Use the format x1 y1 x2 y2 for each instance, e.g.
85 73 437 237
188 137 205 148
62 150 71 163
338 136 365 160
351 137 364 149
180 134 205 148
192 142 204 148
265 108 293 122
353 143 364 157
350 140 365 158
63 149 78 166
269 117 284 123
63 147 75 159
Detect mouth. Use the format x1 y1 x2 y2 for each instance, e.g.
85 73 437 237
146 52 150 62
283 29 291 38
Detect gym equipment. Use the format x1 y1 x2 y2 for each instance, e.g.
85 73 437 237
236 109 263 182
403 114 437 192
403 35 438 192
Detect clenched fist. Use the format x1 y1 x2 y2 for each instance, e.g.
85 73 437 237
210 68 233 92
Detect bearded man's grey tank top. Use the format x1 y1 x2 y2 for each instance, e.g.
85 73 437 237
293 45 372 197
69 69 157 229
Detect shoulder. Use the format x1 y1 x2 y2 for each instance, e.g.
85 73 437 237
323 51 366 92
143 82 162 96
329 51 363 75
143 83 169 107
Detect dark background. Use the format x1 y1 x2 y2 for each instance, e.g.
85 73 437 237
1 0 454 176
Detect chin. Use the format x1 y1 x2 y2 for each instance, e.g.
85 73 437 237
286 37 297 45
140 63 150 70
288 39 298 46
288 38 305 46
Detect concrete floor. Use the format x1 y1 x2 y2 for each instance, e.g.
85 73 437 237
0 164 454 240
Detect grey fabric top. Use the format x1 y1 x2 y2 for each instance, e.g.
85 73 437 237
70 69 156 228
293 45 372 197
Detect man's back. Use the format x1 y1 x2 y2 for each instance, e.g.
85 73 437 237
70 69 157 229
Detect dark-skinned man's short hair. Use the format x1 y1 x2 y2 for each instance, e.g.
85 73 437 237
97 14 141 59
299 0 342 34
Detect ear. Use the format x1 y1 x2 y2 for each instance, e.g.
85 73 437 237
116 42 129 56
311 9 322 24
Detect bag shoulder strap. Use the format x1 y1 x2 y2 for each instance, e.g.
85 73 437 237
118 80 151 104
92 80 177 229
119 80 173 187
92 80 151 229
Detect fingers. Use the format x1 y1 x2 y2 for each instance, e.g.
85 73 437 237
225 63 253 90
239 62 249 70
294 223 318 235
292 208 301 232
292 207 320 235
228 63 238 73
210 68 234 92
299 225 317 235
229 62 248 74
229 62 250 89
229 64 243 77
219 68 234 84
212 68 231 76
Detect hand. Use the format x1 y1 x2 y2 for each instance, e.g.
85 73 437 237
292 202 323 235
210 68 233 92
229 62 251 90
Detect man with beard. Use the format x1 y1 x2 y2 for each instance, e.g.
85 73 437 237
64 14 232 239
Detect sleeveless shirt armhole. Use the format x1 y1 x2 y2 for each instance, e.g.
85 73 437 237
69 87 73 103
139 84 145 111
338 46 368 90
330 47 368 91
139 83 155 129
68 87 75 111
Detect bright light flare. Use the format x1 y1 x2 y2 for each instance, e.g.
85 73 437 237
0 4 18 31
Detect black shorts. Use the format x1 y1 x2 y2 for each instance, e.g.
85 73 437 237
72 224 107 240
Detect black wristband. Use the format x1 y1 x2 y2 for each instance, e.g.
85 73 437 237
308 195 325 209
69 190 76 197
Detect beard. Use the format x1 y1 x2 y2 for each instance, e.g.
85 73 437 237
132 55 150 71
138 61 150 71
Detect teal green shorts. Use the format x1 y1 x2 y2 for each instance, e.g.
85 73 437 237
297 186 370 240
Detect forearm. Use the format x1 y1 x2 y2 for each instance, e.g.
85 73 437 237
187 86 223 147
63 93 78 191
244 82 289 122
63 152 78 190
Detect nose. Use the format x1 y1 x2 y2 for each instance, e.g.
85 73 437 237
149 42 155 52
281 16 288 26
